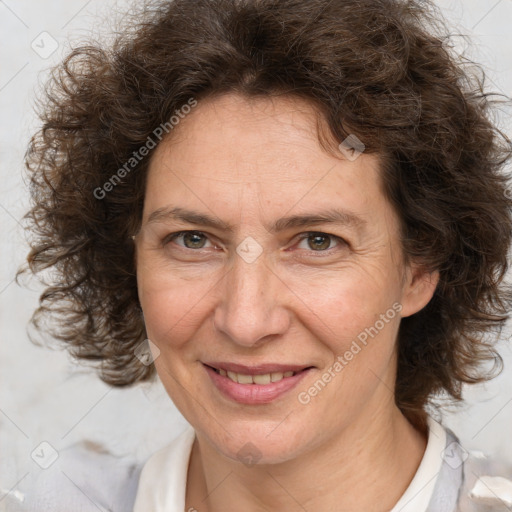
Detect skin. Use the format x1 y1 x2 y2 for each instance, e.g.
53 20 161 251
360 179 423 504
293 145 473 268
134 92 440 512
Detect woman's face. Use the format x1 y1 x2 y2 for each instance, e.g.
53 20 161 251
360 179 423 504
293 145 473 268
135 93 437 464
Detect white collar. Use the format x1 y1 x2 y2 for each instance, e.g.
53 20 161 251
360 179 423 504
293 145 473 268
133 417 446 512
133 424 195 512
390 416 446 512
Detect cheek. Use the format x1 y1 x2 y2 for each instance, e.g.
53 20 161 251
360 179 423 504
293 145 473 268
288 266 401 338
295 271 403 390
335 295 402 378
137 264 216 349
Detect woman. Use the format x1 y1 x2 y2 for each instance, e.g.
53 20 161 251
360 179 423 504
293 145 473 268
21 0 512 510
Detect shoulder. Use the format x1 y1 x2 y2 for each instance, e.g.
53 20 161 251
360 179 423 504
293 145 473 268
428 424 512 512
457 440 512 511
17 440 142 512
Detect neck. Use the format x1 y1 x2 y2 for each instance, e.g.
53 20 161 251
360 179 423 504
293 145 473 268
186 402 428 512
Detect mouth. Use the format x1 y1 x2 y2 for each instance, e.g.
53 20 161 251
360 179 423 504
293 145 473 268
202 362 314 404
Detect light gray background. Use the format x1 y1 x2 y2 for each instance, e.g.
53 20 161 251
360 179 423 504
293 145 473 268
1 0 511 504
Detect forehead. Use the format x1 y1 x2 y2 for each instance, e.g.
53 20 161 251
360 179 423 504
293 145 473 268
144 93 391 230
149 93 372 179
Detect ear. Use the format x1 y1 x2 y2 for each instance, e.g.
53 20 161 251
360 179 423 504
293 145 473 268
400 264 439 318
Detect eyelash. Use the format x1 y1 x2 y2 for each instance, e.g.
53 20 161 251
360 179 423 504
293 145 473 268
162 230 347 255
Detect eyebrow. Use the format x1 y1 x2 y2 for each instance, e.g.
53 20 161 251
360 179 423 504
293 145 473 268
146 206 367 233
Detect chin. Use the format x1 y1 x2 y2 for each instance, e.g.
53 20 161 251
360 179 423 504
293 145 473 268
198 418 312 466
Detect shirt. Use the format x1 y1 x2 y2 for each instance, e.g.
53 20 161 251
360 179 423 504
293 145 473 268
15 417 512 511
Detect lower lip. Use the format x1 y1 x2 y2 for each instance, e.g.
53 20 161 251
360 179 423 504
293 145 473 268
203 364 312 405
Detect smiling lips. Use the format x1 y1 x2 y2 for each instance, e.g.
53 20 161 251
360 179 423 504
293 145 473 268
204 362 312 383
219 368 296 385
203 362 313 404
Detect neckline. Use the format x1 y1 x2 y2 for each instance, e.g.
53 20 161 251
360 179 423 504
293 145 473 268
134 416 447 511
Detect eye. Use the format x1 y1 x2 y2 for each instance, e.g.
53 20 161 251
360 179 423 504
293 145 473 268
163 230 215 250
295 232 346 252
161 230 346 254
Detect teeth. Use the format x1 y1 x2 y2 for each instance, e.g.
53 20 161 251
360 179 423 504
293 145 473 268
219 369 297 384
270 372 284 382
253 373 271 385
237 373 253 384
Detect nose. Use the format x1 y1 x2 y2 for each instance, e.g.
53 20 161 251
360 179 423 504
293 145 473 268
213 249 291 348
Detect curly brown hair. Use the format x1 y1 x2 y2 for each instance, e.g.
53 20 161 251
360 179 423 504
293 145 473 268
21 0 512 426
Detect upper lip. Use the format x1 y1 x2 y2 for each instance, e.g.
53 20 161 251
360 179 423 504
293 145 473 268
203 362 313 374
